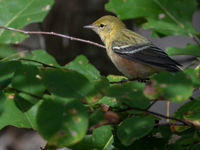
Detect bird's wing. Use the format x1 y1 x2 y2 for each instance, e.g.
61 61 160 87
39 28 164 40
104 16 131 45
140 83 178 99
111 42 181 72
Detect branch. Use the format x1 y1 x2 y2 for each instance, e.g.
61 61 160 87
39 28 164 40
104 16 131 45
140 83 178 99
118 106 193 126
0 25 106 49
4 87 43 100
192 35 200 46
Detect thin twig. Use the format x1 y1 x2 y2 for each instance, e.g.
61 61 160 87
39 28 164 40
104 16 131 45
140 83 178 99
154 122 187 127
145 100 157 110
118 106 192 126
0 25 106 49
192 35 200 46
4 87 43 100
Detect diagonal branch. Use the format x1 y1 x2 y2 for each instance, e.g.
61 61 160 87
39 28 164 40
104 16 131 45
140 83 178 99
0 25 106 49
118 106 193 126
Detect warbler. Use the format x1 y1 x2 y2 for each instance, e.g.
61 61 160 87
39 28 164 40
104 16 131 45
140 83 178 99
84 15 181 79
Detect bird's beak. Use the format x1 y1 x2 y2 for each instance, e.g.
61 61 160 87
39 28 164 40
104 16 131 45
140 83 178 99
83 24 96 30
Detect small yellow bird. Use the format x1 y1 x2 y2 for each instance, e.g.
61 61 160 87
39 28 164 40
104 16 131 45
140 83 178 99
84 15 181 79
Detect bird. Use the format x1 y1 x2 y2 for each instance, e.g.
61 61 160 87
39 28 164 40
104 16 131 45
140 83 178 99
84 15 181 79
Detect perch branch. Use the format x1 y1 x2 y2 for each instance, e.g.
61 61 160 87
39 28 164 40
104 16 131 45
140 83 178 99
0 25 106 49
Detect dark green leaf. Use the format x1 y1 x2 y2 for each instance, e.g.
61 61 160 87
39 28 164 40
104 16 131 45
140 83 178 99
14 92 39 112
146 72 193 102
105 0 197 36
166 44 200 57
67 55 100 80
0 60 21 87
92 125 114 150
31 50 60 67
174 99 200 122
117 116 155 146
89 110 104 127
0 0 54 43
0 44 18 59
42 68 92 98
37 98 88 147
72 126 114 150
12 64 45 96
71 135 93 150
184 67 200 88
105 82 150 109
0 90 6 116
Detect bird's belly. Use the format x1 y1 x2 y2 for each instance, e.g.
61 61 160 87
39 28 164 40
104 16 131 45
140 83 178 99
107 50 158 79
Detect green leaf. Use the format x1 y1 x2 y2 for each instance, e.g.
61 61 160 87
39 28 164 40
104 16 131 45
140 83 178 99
97 96 120 107
0 44 17 59
92 125 114 150
105 0 197 36
89 110 104 127
14 92 39 112
31 50 60 67
67 55 100 80
0 90 6 115
72 126 114 150
12 64 45 96
71 135 93 150
105 82 150 109
0 0 54 43
42 68 92 98
184 67 200 88
106 75 127 83
146 72 193 102
37 98 88 147
174 99 200 123
117 116 155 146
166 44 200 57
0 60 21 87
0 95 40 129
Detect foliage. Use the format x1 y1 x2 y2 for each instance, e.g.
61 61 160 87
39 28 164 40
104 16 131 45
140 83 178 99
0 0 200 149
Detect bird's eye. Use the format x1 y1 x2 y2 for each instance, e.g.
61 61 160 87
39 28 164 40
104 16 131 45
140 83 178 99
99 24 105 28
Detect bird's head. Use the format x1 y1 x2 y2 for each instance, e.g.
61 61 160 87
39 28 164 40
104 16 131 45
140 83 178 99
84 15 126 43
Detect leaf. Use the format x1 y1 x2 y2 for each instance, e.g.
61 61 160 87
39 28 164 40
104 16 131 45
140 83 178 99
0 44 17 59
0 0 54 43
117 116 155 146
37 98 88 147
72 126 114 150
12 64 45 96
97 96 120 107
31 50 61 67
71 135 93 150
105 0 197 36
106 75 127 83
145 72 193 102
66 55 100 80
166 44 200 57
0 95 40 129
0 60 21 87
89 110 104 127
0 90 6 116
184 67 200 88
14 92 39 112
92 125 114 150
105 82 150 109
174 99 200 131
42 68 93 98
